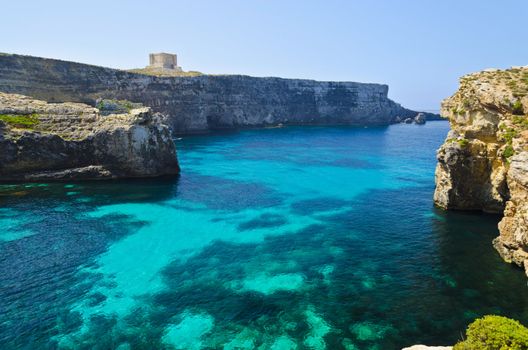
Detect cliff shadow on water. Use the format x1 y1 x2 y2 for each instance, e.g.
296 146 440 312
0 177 182 206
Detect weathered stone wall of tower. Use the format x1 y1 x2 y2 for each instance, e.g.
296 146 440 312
149 53 177 70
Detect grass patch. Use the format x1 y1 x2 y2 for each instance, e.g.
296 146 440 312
128 67 203 77
0 113 39 128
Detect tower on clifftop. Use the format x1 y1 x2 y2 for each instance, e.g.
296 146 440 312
148 53 182 71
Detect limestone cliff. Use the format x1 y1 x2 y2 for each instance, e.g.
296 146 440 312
434 66 528 274
0 92 179 181
0 53 436 134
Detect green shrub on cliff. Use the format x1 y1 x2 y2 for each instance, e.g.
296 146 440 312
457 138 469 147
451 107 466 115
96 99 141 115
501 127 519 144
512 115 528 128
453 315 528 350
512 100 524 115
503 145 515 159
446 138 470 147
0 113 39 128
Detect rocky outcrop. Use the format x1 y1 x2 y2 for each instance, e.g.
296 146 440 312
434 66 528 274
414 113 426 124
494 151 528 270
0 92 179 181
396 112 429 125
0 53 438 134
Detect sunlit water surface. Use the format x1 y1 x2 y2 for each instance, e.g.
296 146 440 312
1 122 527 350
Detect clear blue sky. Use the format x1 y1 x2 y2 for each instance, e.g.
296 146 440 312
3 0 528 111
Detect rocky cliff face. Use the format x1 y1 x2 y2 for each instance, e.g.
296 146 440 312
0 92 179 181
0 54 433 134
434 66 528 274
495 152 528 271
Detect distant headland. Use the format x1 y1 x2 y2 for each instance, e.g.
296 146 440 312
0 52 441 134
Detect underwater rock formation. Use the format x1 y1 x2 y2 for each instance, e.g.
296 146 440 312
434 66 528 274
0 92 179 181
0 53 439 134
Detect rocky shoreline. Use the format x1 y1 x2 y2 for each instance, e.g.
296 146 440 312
0 92 179 181
0 53 442 182
434 66 528 274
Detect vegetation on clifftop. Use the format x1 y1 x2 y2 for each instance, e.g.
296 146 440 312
454 315 528 350
0 113 40 128
128 67 203 77
96 99 143 116
448 67 528 163
446 137 469 148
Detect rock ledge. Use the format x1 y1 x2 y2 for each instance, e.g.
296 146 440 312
0 92 179 181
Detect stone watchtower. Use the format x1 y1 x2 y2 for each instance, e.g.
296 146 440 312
148 53 182 71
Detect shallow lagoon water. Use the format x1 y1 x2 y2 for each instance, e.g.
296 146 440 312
1 121 528 349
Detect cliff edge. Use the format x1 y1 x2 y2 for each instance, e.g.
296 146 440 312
0 92 179 181
434 66 528 274
0 53 437 134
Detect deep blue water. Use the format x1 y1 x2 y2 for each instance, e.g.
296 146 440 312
1 121 527 350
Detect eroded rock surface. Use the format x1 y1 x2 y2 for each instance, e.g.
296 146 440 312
434 66 528 274
0 92 179 181
494 151 528 270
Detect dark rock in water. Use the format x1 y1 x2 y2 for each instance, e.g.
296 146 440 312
414 113 426 124
0 92 179 181
404 118 413 124
0 54 430 134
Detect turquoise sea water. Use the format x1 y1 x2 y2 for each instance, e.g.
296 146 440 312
1 121 528 349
